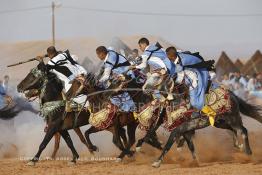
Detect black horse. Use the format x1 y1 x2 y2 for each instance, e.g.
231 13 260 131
116 75 262 167
151 91 262 167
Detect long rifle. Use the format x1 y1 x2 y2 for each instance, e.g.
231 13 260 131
7 58 37 67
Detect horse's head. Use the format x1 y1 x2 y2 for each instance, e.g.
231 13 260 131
17 62 47 93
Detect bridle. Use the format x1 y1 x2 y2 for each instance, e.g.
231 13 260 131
24 68 50 106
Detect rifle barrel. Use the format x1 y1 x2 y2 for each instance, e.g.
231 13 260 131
7 58 37 67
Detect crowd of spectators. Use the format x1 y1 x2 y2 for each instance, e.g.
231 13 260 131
220 72 262 99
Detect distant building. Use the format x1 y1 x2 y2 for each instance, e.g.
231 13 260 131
215 51 239 80
240 50 262 75
234 59 244 71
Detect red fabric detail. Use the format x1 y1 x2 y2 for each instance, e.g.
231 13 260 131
163 108 194 132
94 103 118 130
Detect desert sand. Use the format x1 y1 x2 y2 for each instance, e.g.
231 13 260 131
0 128 261 175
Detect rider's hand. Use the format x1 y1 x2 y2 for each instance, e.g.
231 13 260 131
36 55 44 62
117 75 126 81
128 65 136 70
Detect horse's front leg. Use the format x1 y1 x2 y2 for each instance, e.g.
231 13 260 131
27 123 58 166
183 130 197 160
84 126 100 152
152 129 178 168
51 132 61 159
136 111 164 151
73 127 93 153
59 130 79 165
110 121 131 161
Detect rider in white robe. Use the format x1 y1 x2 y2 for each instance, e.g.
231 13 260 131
37 46 88 109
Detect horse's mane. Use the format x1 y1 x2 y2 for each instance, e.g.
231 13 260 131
85 72 98 88
46 71 63 92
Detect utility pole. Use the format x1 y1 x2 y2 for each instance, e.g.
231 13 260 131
51 1 61 46
51 1 55 46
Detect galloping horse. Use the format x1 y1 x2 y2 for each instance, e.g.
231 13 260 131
17 62 161 164
150 85 262 167
66 73 163 161
113 75 262 167
17 62 92 165
21 80 92 159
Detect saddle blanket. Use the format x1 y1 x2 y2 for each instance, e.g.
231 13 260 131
89 103 118 130
205 85 231 115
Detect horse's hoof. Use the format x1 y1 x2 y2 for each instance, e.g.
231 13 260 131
189 160 199 167
67 161 76 166
115 158 122 163
89 150 95 155
152 160 161 168
238 144 244 151
246 149 252 155
127 150 135 157
135 147 142 152
89 145 99 152
26 161 36 166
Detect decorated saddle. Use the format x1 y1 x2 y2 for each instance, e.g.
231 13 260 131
89 103 118 130
163 85 232 131
133 101 161 130
205 85 232 115
163 103 194 132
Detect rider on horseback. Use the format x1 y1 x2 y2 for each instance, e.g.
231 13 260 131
36 46 87 111
96 46 135 112
129 37 173 102
166 46 218 125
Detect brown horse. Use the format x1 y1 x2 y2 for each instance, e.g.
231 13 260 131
66 73 163 160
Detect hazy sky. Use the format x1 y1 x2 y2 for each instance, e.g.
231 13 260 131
0 0 262 59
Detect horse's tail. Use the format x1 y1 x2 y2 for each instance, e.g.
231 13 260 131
233 92 262 124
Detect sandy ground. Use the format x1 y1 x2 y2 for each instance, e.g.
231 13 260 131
0 158 261 175
0 130 262 175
